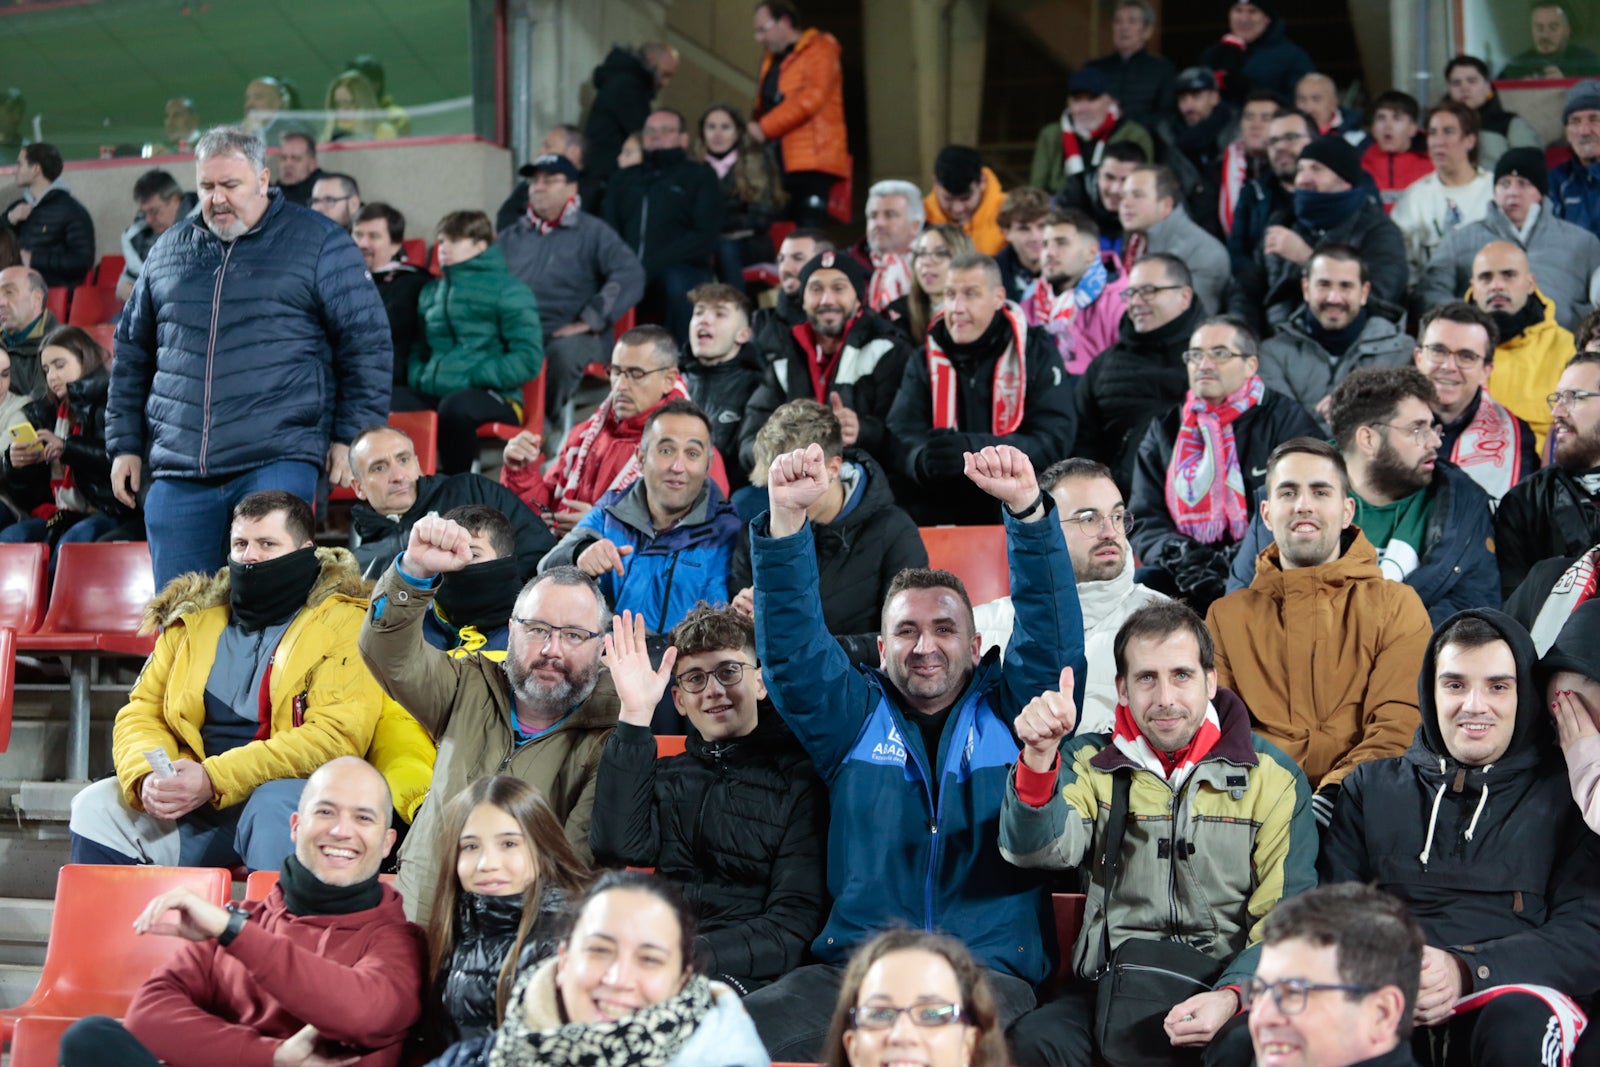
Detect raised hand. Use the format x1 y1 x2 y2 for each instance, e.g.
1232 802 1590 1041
768 443 830 536
577 538 632 577
829 391 860 446
133 886 229 941
601 609 678 725
1014 667 1076 772
402 512 476 579
965 444 1041 515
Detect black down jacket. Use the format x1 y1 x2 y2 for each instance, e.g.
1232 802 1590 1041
106 192 392 480
432 887 568 1049
1 187 95 288
588 717 829 993
3 368 139 525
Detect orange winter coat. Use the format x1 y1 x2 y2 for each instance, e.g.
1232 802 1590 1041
1204 528 1432 791
754 28 850 179
923 167 1008 255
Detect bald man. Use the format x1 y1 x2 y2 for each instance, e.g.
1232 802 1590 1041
1295 73 1369 149
1469 241 1576 448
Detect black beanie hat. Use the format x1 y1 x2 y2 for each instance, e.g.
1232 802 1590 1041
796 250 869 305
1298 135 1364 189
1494 147 1549 193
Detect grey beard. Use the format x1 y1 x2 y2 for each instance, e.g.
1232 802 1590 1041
505 657 601 719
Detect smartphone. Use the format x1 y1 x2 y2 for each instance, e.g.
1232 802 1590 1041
7 422 40 450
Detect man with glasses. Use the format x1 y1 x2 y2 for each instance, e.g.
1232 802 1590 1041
359 512 622 920
308 172 361 231
115 169 198 303
1244 883 1424 1067
542 399 740 635
1228 107 1313 299
1412 302 1539 507
1074 253 1206 494
1320 609 1600 1066
1496 350 1600 599
973 456 1168 731
590 603 827 995
502 325 730 534
1131 314 1317 611
1001 599 1316 1066
1466 241 1575 451
1207 437 1432 827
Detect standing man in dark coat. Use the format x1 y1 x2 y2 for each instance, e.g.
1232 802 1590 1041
2 142 95 289
107 126 392 586
582 42 679 204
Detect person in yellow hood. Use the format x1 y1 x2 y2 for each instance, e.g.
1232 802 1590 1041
923 145 1008 256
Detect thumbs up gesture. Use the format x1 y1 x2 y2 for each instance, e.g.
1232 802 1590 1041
1015 667 1077 772
829 391 860 447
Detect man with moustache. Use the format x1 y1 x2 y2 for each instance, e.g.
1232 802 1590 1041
1131 315 1317 610
739 251 913 475
1226 367 1499 626
1020 209 1129 375
1228 107 1312 296
888 252 1076 524
1257 244 1415 430
850 181 923 312
750 227 833 354
1468 240 1575 451
1496 351 1600 598
359 513 622 919
1207 438 1432 826
1413 302 1540 507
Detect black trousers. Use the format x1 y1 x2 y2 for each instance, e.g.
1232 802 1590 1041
782 170 839 229
59 1015 162 1067
398 388 519 474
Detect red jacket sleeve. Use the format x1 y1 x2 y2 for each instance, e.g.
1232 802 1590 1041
126 942 283 1067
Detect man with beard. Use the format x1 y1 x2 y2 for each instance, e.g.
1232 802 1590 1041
1552 82 1600 238
348 424 555 580
889 253 1077 524
1413 302 1540 507
750 227 833 353
1207 437 1432 826
995 186 1051 302
1228 107 1312 302
308 173 360 232
1258 244 1415 429
542 400 740 635
850 181 922 312
67 492 383 873
1073 254 1205 495
1391 101 1492 283
1118 164 1231 313
1020 209 1129 374
1499 1 1600 79
740 442 1083 1061
1058 140 1147 257
1420 148 1600 330
1468 240 1575 450
1496 351 1600 598
972 456 1168 727
1028 69 1154 203
1229 367 1498 626
1152 66 1237 236
681 283 763 486
926 144 1009 256
359 512 621 920
739 251 913 476
1320 609 1600 1067
107 126 391 587
1131 315 1317 611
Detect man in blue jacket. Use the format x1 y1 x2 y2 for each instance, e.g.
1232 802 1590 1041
741 440 1085 1061
108 125 392 586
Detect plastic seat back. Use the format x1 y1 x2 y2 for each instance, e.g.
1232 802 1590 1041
84 323 117 355
919 525 1009 604
613 307 636 341
66 286 118 326
0 543 48 634
9 1015 73 1067
1052 892 1087 983
655 734 687 758
45 287 69 322
96 254 126 286
0 864 232 1038
37 543 155 638
402 238 426 266
389 409 439 474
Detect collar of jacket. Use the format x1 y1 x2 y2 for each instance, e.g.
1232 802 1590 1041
1088 686 1261 774
1251 526 1383 594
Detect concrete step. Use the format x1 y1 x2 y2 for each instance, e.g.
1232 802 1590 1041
0 898 51 967
0 961 42 1011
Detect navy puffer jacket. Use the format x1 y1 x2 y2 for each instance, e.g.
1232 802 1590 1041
107 192 392 478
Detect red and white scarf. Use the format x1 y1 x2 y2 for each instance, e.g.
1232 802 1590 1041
529 193 580 236
1217 141 1251 236
1110 700 1222 787
792 310 863 402
551 377 693 506
1449 391 1525 505
1060 107 1121 178
1165 376 1264 543
867 251 911 311
1453 986 1586 1067
926 304 1028 435
1531 545 1600 655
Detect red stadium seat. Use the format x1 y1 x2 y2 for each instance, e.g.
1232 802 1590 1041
402 238 426 267
95 254 126 287
45 287 68 322
655 735 687 758
84 323 116 355
827 161 853 224
330 410 439 502
8 1015 73 1067
475 366 546 444
0 543 49 634
0 864 232 1042
919 525 1009 604
66 286 119 326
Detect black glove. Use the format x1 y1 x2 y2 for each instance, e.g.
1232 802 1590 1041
913 432 969 483
1171 543 1232 608
1311 783 1341 829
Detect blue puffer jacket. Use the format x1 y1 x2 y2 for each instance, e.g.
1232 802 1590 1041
107 192 392 478
750 503 1085 983
1225 459 1499 627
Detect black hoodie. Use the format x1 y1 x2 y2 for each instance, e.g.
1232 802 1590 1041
1320 609 1600 997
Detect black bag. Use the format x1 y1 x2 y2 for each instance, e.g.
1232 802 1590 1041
1092 772 1223 1066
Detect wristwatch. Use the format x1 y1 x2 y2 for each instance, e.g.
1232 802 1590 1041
218 903 249 947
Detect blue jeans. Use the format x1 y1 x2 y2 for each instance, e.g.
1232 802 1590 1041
144 460 320 587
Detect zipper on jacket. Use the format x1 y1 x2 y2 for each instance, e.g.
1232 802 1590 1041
921 701 967 934
655 551 681 635
638 199 649 265
1166 777 1192 936
1116 961 1210 988
443 272 459 348
199 241 237 476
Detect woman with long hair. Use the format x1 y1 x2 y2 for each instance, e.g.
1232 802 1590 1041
695 102 786 290
887 224 975 344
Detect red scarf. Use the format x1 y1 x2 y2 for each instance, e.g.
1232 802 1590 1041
551 378 693 506
1060 107 1121 178
926 304 1027 435
792 310 863 403
1122 231 1147 271
1165 375 1264 543
1218 141 1250 235
867 252 911 311
1449 390 1525 505
1531 545 1600 654
529 193 580 235
1111 701 1222 784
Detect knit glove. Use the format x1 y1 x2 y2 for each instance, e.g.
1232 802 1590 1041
912 431 971 484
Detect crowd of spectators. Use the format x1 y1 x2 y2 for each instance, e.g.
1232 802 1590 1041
7 1 1600 1066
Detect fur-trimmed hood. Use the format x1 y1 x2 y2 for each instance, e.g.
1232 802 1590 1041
140 547 368 634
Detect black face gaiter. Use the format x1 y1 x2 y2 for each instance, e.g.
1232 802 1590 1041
435 556 522 631
229 547 321 632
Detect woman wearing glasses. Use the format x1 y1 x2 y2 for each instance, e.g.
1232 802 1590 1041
886 224 975 344
822 929 1008 1067
589 606 828 996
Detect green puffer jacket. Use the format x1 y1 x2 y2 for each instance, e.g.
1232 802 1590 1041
410 244 544 400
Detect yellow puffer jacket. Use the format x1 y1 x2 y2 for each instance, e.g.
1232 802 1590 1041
923 166 1008 256
1475 288 1575 452
112 548 393 811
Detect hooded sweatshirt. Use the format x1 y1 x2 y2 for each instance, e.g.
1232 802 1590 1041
1537 600 1600 836
1319 609 1600 997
